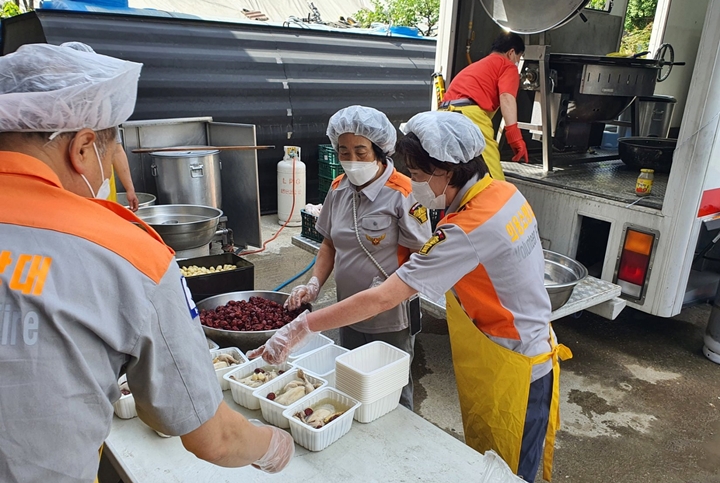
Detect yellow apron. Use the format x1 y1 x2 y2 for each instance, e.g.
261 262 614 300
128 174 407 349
443 180 572 481
109 167 117 202
442 104 505 181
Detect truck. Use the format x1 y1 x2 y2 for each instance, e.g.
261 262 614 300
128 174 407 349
432 0 720 351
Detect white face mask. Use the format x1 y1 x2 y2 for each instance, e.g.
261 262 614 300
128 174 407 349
81 142 111 200
340 160 380 186
411 174 449 210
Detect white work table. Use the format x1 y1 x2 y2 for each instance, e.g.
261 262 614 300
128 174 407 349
104 391 503 482
291 235 625 322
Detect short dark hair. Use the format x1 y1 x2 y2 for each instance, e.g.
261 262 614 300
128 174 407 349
394 131 488 188
371 142 388 165
490 32 525 55
0 127 117 157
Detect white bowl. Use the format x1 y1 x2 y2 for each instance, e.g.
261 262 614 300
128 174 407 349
112 375 137 420
253 369 327 428
353 388 402 423
283 387 361 451
210 347 249 390
291 344 349 387
223 359 293 410
287 333 335 363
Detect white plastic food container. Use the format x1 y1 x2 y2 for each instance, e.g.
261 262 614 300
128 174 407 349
283 387 361 451
210 347 249 390
223 359 293 410
291 344 349 387
287 332 335 363
112 375 137 420
334 340 410 381
207 338 219 351
253 369 327 429
352 387 402 423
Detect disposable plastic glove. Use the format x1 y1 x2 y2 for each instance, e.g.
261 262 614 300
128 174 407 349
505 123 529 163
252 425 295 474
285 276 321 310
247 311 313 364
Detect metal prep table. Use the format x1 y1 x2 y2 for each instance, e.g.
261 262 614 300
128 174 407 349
104 391 512 482
291 235 625 321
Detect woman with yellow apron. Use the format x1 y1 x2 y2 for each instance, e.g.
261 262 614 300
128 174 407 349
250 111 571 482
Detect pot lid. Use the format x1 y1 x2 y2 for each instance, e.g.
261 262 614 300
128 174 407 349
479 0 590 34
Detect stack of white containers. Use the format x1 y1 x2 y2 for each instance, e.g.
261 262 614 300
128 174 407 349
334 341 410 423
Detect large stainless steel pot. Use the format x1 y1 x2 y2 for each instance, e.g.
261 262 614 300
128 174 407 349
197 291 308 351
544 250 588 311
150 149 222 208
135 204 222 251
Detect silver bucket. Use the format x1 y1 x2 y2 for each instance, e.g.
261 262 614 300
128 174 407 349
150 149 222 208
117 192 156 209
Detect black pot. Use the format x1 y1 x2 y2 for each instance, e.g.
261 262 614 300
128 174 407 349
618 137 677 173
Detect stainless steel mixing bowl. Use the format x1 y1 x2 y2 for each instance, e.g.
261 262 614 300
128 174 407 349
197 290 303 352
135 204 222 251
544 250 588 311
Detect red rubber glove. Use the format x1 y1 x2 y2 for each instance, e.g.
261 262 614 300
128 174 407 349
505 123 529 163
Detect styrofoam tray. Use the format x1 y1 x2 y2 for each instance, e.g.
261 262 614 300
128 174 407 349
254 369 327 429
210 347 249 390
291 344 349 388
113 375 137 420
335 341 410 379
353 387 402 423
287 332 335 363
224 359 293 410
207 338 219 351
283 387 361 451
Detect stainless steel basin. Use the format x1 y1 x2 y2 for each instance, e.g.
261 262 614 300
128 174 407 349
117 192 156 209
135 204 222 251
544 250 588 311
197 291 301 352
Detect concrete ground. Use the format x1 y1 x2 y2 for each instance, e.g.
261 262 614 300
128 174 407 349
246 214 720 483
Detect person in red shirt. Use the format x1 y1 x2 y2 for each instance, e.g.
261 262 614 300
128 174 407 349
440 32 529 180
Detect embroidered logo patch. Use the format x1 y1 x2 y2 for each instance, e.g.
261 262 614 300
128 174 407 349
419 228 446 255
409 202 429 224
365 234 386 246
181 276 199 319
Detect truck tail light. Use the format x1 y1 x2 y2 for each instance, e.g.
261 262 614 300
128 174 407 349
616 229 655 299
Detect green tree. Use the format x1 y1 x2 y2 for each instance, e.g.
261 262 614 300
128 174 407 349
624 0 658 30
354 0 440 36
1 1 21 18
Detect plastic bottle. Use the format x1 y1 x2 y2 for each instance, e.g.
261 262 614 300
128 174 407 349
277 146 306 226
432 72 446 108
635 169 654 197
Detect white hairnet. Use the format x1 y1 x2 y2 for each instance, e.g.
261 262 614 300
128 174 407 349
326 105 397 155
401 111 486 164
0 43 142 136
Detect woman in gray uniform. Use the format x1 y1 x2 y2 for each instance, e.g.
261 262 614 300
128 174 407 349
284 105 431 409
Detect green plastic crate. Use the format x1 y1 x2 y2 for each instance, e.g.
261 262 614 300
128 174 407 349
318 174 333 201
318 144 343 179
300 210 324 243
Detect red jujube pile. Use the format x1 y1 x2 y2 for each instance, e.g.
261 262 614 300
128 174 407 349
200 296 304 331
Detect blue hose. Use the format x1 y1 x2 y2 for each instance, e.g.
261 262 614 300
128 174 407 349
272 257 316 291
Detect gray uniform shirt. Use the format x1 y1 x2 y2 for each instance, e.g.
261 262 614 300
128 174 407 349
396 175 553 381
316 160 431 333
1 155 222 483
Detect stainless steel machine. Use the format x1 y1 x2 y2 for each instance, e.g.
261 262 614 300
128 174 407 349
479 0 684 172
119 117 263 257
